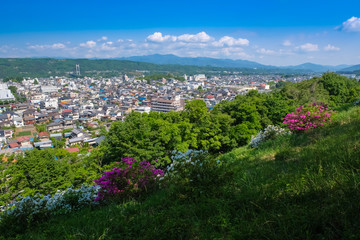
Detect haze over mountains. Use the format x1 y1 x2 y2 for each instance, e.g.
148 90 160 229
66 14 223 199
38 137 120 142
118 54 357 73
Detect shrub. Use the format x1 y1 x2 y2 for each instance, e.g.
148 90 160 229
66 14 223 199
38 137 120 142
283 102 335 132
94 157 164 202
0 184 100 237
164 150 230 198
249 125 291 148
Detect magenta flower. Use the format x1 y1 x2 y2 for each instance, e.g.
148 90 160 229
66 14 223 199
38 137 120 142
94 157 164 202
283 102 334 132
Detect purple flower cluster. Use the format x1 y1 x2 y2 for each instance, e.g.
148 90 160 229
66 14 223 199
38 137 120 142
94 157 164 201
283 102 335 132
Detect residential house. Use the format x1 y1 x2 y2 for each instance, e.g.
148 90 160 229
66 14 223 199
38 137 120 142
63 118 74 129
47 120 64 133
23 109 36 125
13 116 24 127
36 113 49 124
38 132 50 141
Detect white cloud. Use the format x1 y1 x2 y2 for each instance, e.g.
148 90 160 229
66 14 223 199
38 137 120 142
100 43 116 51
146 32 177 42
213 36 249 47
282 40 292 46
98 36 108 41
146 32 213 43
28 43 66 50
340 17 360 32
256 48 276 55
324 44 340 51
80 40 97 48
297 43 319 52
177 32 213 42
51 43 66 49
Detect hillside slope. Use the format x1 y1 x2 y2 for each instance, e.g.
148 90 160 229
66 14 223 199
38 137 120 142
5 105 360 240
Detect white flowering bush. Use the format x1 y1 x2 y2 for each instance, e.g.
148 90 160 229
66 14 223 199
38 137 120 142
163 150 229 198
0 184 100 236
249 125 291 148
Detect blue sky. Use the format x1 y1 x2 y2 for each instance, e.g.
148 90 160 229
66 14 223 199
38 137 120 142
1 0 360 65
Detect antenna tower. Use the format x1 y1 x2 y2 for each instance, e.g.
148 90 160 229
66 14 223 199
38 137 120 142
75 64 81 76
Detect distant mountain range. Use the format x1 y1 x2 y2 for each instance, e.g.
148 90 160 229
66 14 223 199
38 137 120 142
117 54 355 73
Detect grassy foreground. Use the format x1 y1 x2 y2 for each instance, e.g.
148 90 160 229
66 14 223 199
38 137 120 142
4 106 360 240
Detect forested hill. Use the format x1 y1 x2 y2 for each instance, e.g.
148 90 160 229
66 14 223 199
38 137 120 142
0 58 312 78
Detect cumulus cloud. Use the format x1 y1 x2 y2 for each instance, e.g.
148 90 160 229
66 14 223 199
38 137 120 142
80 40 97 48
146 32 177 42
324 44 340 51
213 36 249 47
177 32 213 42
282 40 292 46
147 31 213 43
340 17 360 32
297 43 319 52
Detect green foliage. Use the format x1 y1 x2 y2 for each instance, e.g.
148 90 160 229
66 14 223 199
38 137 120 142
0 149 101 206
8 86 27 103
61 128 73 134
50 137 66 149
104 100 237 165
35 124 46 133
3 76 23 83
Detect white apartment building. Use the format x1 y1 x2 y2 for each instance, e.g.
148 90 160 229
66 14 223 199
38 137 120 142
151 96 183 113
0 84 15 101
41 85 59 93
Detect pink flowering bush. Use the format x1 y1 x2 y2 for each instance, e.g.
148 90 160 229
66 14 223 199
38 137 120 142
94 157 164 202
283 102 335 132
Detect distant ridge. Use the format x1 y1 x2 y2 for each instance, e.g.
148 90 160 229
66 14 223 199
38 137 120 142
117 54 271 69
338 64 360 72
117 54 353 72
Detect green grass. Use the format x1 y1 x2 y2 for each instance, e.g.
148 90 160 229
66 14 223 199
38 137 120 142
16 131 31 137
3 106 360 240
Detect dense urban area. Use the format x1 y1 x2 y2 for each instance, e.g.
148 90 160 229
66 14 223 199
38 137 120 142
0 68 339 154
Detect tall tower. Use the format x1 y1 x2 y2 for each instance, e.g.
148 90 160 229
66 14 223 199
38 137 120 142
75 64 81 76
